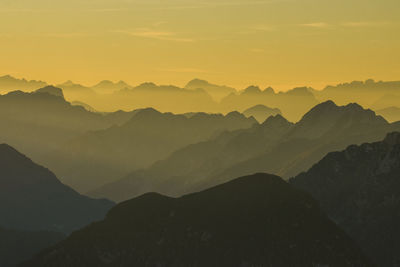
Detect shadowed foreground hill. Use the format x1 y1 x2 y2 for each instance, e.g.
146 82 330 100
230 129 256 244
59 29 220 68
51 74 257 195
291 132 400 267
0 227 65 267
23 174 372 267
0 144 114 233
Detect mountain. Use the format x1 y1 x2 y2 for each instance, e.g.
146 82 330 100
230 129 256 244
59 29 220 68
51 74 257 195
56 80 98 104
0 144 114 233
291 132 400 267
220 86 318 121
372 94 400 110
92 80 131 94
243 104 282 123
71 101 97 112
92 101 400 202
0 86 137 162
90 114 293 202
21 173 372 267
0 227 65 267
315 79 400 108
376 106 400 122
44 109 257 193
0 75 47 93
185 79 236 101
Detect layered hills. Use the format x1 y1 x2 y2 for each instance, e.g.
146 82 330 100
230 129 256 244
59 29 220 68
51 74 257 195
92 101 400 202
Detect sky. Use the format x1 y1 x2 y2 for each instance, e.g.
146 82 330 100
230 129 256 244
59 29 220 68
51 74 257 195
0 0 399 91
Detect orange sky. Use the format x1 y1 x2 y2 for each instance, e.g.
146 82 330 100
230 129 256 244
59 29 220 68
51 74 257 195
0 0 399 91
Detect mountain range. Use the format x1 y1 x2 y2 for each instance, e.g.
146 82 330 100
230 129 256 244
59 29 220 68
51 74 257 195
2 75 400 123
291 132 400 267
0 86 142 162
42 108 257 192
21 173 372 267
91 100 400 202
0 144 114 233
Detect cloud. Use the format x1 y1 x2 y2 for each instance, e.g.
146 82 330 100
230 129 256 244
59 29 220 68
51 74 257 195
300 22 329 28
115 29 195 42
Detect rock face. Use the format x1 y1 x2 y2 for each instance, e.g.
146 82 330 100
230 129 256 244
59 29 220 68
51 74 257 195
0 144 114 233
22 173 373 267
291 132 400 267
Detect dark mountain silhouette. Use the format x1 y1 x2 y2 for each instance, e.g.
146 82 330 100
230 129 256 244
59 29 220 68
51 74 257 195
376 106 400 122
92 101 400 202
35 86 64 98
0 227 65 267
291 132 400 267
220 86 318 121
44 109 257 193
0 144 114 233
243 104 282 123
0 75 47 93
0 87 138 162
21 173 372 267
185 79 236 101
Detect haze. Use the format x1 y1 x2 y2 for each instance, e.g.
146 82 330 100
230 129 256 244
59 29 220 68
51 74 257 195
1 0 400 90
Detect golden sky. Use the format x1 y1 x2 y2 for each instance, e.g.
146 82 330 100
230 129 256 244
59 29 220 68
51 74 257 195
0 0 399 90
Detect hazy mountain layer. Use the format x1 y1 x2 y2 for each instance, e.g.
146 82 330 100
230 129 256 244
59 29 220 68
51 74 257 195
376 106 400 122
220 86 318 121
291 132 400 267
0 227 65 267
0 144 114 233
43 109 257 193
242 104 282 123
21 174 372 267
93 101 400 202
0 87 142 162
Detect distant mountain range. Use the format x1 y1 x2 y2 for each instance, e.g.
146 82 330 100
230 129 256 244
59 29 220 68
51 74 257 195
291 132 400 267
92 100 400 202
21 173 372 267
3 75 399 122
0 144 114 233
42 108 257 192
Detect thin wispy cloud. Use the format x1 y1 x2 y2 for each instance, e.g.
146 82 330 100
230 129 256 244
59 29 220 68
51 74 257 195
115 29 195 42
300 22 329 28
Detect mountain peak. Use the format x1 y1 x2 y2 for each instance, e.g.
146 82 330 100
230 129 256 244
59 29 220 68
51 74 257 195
185 79 210 88
243 85 262 94
262 114 291 126
35 86 64 98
